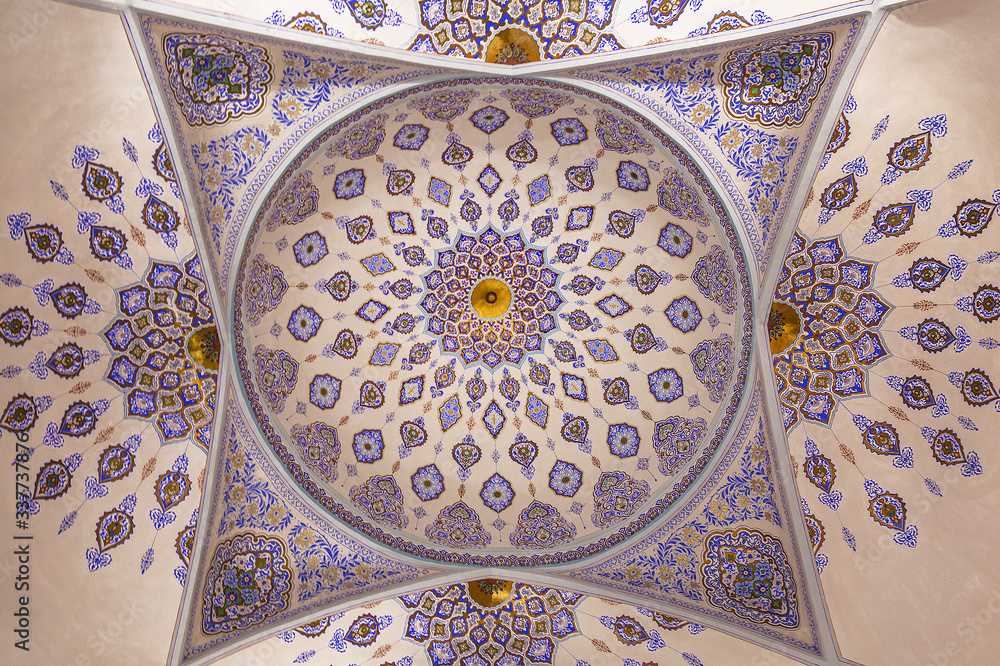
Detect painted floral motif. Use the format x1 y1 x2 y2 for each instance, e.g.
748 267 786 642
253 345 298 414
163 33 273 127
592 471 649 528
401 582 581 666
690 333 734 403
289 422 340 483
657 168 710 225
409 0 619 60
202 532 292 635
103 255 217 445
692 245 736 315
266 171 319 231
420 226 563 370
772 233 891 428
349 475 408 530
245 254 287 326
700 528 798 628
720 33 833 128
653 415 706 475
271 52 393 126
511 501 576 549
425 501 491 548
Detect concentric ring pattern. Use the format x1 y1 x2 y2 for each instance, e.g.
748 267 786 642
233 78 753 565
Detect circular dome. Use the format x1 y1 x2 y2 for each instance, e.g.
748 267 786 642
233 78 752 565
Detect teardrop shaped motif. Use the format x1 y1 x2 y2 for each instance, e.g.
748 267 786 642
561 416 588 443
916 318 954 353
452 441 481 470
953 198 996 237
873 202 916 237
98 445 135 484
931 429 966 466
325 270 354 302
345 215 373 244
629 323 656 354
96 509 134 552
863 422 901 456
909 258 950 292
565 165 594 191
868 492 906 531
359 380 385 408
50 283 87 319
888 131 931 172
33 460 72 500
142 195 180 233
400 419 427 448
498 197 519 221
506 139 537 165
81 161 122 202
59 401 96 437
47 342 85 378
154 470 191 512
633 265 661 295
24 224 64 263
386 169 414 195
509 435 537 468
89 225 127 262
460 199 481 222
442 141 473 165
820 174 858 211
331 329 359 358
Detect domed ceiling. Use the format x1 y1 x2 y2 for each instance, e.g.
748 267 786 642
234 78 751 564
4 1 1000 666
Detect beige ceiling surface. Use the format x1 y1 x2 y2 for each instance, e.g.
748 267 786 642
1 0 999 665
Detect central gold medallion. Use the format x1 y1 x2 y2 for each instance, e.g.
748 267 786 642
467 579 513 608
470 278 512 319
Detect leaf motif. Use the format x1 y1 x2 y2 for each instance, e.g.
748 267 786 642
592 639 611 653
142 457 157 481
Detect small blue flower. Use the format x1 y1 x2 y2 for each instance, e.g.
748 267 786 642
470 106 509 134
481 473 514 512
309 374 341 409
411 464 444 501
353 429 384 463
665 296 702 332
549 460 582 497
658 223 693 258
616 161 650 191
287 305 322 341
393 124 429 150
334 169 365 199
607 424 639 458
648 368 683 402
550 118 588 146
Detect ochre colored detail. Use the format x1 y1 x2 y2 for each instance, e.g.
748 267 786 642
471 278 512 319
485 28 540 64
467 579 513 607
768 302 800 355
188 326 221 370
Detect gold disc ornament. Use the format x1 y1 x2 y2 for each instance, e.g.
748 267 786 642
470 278 512 320
467 579 513 608
768 301 801 355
